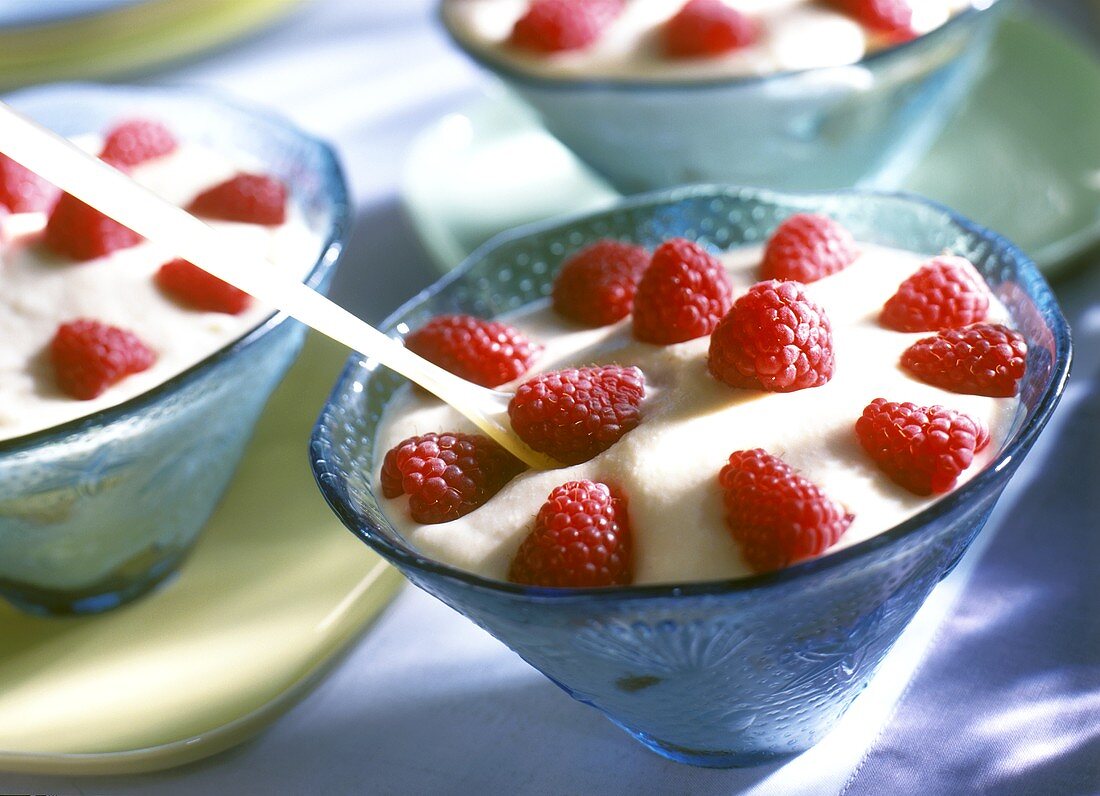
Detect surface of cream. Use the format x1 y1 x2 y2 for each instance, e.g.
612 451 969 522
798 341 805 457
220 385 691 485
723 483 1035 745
0 140 321 442
376 243 1019 585
443 0 977 82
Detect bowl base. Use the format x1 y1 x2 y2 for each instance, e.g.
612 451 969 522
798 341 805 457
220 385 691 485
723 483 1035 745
0 544 189 616
628 728 798 769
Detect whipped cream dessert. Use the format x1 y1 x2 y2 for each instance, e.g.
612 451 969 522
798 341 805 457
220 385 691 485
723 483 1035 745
443 0 980 82
376 235 1020 586
0 136 320 442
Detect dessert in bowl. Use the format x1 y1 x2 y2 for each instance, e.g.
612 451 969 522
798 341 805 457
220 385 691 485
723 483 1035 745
0 83 349 615
312 186 1068 767
440 0 1007 192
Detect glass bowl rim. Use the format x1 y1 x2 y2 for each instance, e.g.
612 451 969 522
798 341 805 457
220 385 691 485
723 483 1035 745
311 183 1071 603
0 81 352 455
436 0 1002 93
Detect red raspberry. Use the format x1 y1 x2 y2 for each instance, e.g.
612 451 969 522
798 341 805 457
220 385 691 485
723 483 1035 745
855 398 990 495
510 0 623 53
44 191 143 260
708 280 834 392
880 255 990 332
188 173 287 225
0 154 56 213
719 449 852 573
509 480 632 588
406 315 541 389
155 258 252 315
50 319 156 400
508 365 645 464
552 239 649 327
632 238 733 344
380 432 524 524
761 214 859 283
823 0 916 41
664 0 760 58
100 119 178 168
901 323 1027 398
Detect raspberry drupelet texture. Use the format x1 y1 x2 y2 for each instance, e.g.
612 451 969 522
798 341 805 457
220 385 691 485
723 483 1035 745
719 449 853 573
901 323 1028 398
508 365 645 464
188 173 287 225
855 398 990 496
761 214 859 283
664 0 759 58
155 258 252 315
633 238 733 344
100 119 178 168
552 239 650 327
708 279 835 392
405 314 542 388
381 432 524 524
509 480 633 588
824 0 916 41
45 190 143 260
50 319 156 400
510 0 623 53
880 255 990 332
0 153 56 212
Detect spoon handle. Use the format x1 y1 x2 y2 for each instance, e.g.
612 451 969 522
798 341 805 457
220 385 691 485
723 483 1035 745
0 102 554 469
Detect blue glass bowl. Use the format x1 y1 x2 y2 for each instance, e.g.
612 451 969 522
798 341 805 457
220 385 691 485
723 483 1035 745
0 83 350 616
440 1 1008 193
310 186 1069 767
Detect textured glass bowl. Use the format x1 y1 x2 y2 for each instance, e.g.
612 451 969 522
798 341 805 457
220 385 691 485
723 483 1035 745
440 1 1007 193
311 186 1069 767
0 83 350 616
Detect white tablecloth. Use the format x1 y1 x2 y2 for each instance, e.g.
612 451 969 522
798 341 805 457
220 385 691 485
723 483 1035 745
2 1 1098 793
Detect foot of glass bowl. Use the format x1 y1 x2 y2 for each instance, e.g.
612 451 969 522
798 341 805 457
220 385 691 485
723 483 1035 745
628 728 798 768
0 544 189 616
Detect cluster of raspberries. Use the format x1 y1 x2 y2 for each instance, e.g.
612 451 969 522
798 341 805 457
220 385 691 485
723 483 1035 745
384 213 1026 587
506 0 916 57
0 119 291 400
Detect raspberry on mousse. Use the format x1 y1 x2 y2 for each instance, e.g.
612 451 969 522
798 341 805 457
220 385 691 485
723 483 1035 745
50 319 156 400
719 449 853 574
100 119 178 168
509 480 633 588
509 0 624 53
381 432 524 525
855 398 990 496
405 314 542 389
761 214 859 283
508 365 645 465
155 258 253 316
880 255 990 332
552 239 649 327
664 0 760 58
708 279 835 393
633 237 733 345
188 173 288 226
901 323 1028 398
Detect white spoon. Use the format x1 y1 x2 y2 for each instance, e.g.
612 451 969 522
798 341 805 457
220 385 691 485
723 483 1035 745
0 101 557 470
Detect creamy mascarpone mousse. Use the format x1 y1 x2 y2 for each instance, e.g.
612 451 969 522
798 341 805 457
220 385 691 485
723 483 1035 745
443 0 979 82
375 243 1019 585
0 140 321 442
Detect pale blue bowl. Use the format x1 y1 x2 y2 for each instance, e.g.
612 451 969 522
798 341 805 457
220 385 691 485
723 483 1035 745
441 2 1008 193
0 83 350 615
311 185 1069 767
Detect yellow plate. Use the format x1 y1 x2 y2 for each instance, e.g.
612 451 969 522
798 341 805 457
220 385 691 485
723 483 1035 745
0 0 300 89
0 332 402 775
